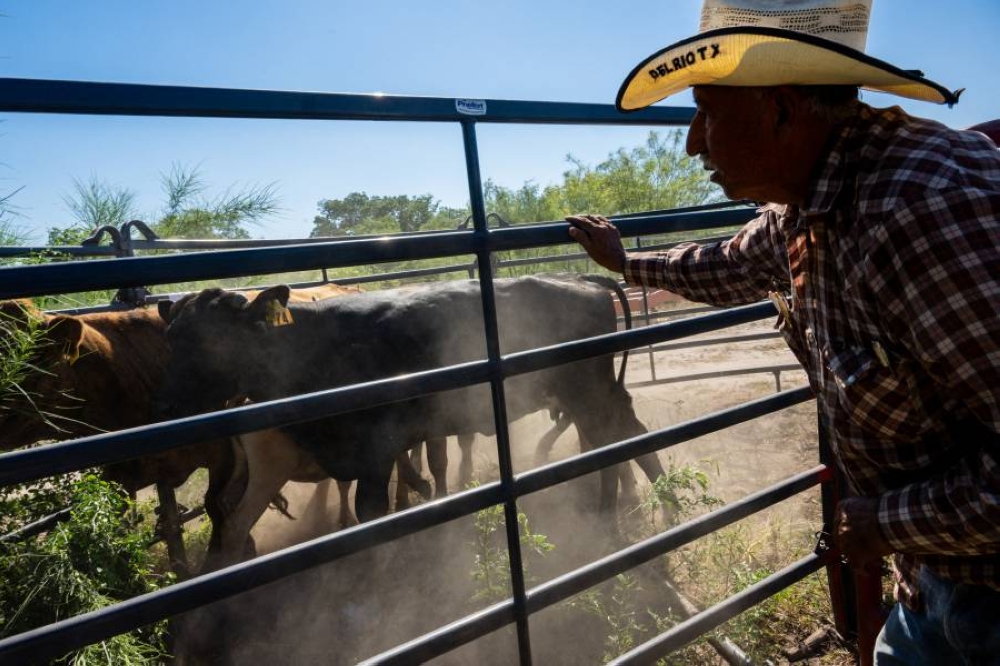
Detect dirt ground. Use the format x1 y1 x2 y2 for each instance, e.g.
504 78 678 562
172 307 832 665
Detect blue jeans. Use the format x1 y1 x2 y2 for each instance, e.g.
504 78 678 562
874 567 1000 665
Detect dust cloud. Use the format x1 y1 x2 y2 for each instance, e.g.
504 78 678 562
171 306 821 664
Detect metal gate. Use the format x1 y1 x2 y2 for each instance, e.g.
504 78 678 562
0 78 872 664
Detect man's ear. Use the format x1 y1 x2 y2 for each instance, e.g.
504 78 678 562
45 316 86 365
772 87 794 128
771 86 812 130
246 285 292 326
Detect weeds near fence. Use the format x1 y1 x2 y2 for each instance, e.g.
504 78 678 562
470 485 555 603
0 475 171 665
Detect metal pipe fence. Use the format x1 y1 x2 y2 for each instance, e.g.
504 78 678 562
0 77 856 664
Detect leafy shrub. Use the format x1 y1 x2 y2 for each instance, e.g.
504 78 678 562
470 494 555 603
0 475 171 665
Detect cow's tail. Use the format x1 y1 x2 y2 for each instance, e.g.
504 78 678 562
579 274 632 386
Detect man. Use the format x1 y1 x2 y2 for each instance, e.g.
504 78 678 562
567 1 1000 663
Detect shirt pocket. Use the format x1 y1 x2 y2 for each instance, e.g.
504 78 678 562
825 346 937 444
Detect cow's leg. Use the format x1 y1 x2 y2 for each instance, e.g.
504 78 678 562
410 441 424 475
200 439 253 573
618 407 665 486
576 429 621 515
457 433 475 488
300 478 334 534
533 411 572 467
564 383 652 516
425 436 449 497
336 480 357 529
355 468 393 523
156 481 190 579
615 407 669 519
215 430 300 569
394 459 410 511
201 440 238 568
394 450 432 510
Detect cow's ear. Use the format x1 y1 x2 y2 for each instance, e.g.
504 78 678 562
157 299 174 323
45 316 86 366
159 293 198 324
0 299 43 328
247 285 293 327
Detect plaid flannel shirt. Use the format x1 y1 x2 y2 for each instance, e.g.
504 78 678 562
624 103 1000 607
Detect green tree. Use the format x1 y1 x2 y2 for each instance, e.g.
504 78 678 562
482 179 563 225
54 164 279 242
46 224 93 246
310 192 466 237
475 130 720 226
154 164 279 239
62 177 138 230
559 129 721 215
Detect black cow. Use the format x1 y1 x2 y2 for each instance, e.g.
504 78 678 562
158 274 664 525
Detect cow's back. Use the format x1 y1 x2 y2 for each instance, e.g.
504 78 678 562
273 275 615 388
74 309 170 429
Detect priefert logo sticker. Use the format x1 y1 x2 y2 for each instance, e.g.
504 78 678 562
455 99 487 116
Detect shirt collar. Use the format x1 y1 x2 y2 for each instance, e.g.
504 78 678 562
799 102 869 219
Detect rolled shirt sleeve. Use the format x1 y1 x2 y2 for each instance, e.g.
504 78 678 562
622 209 790 307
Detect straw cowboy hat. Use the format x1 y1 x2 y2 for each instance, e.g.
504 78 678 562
617 0 962 112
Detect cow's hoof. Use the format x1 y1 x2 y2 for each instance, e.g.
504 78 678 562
412 478 433 500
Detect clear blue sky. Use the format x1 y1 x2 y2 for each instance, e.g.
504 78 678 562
3 1 998 242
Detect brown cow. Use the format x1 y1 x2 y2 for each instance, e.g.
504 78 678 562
0 284 362 569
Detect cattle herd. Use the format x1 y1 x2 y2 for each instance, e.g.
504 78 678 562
0 274 665 575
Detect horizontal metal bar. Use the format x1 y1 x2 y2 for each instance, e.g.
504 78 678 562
360 465 828 665
627 363 802 389
0 508 72 543
488 208 753 254
610 551 832 665
127 233 460 250
359 600 516 666
0 77 695 126
0 246 118 258
0 481 505 665
0 209 755 300
0 231 478 299
0 360 492 488
619 305 725 325
635 331 782 352
504 302 776 378
515 386 815 498
330 262 474 285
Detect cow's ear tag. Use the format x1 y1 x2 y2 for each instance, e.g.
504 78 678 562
265 300 294 327
63 342 80 366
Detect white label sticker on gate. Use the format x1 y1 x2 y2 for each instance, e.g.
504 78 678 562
455 99 487 116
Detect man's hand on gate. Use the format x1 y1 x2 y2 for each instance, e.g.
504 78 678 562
567 214 628 274
835 497 893 570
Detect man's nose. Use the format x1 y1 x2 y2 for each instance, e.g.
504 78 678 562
685 113 705 157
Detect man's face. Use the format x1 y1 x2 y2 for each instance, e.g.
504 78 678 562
686 86 783 201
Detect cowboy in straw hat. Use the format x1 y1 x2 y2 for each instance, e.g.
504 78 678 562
567 1 1000 662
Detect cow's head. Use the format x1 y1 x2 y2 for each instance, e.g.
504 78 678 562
157 285 292 419
0 301 96 449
